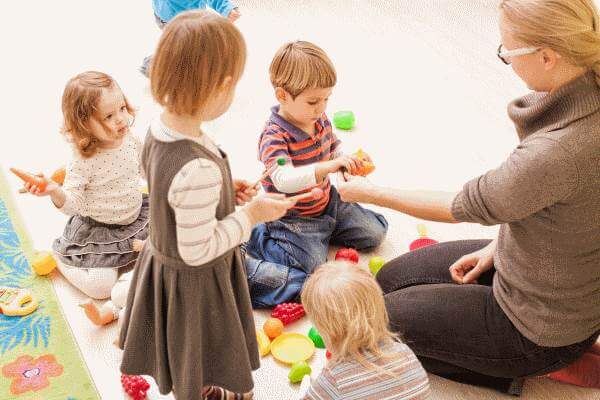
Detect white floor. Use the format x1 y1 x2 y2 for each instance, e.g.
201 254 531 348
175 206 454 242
1 0 598 399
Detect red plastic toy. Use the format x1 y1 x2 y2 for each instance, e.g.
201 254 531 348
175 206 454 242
272 303 305 325
326 350 332 359
409 224 439 251
335 248 359 264
121 374 150 400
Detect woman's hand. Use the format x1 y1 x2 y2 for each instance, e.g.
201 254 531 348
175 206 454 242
233 179 258 206
449 240 497 284
337 172 378 204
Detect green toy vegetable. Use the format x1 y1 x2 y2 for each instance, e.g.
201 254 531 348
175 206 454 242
308 326 325 349
333 111 356 130
289 361 312 383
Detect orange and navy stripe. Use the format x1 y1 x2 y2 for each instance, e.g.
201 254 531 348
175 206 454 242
259 106 341 217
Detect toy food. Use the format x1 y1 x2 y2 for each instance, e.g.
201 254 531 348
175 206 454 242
263 317 284 339
326 350 332 359
270 333 315 364
256 329 271 357
272 303 305 325
409 224 439 251
121 374 150 400
32 251 57 276
10 168 48 191
333 111 356 130
308 327 325 349
334 248 359 264
0 287 39 316
352 149 375 177
50 167 66 185
289 361 312 384
368 256 385 276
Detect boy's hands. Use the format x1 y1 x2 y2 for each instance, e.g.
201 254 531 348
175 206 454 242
233 179 258 206
244 193 296 225
228 8 241 22
315 155 364 181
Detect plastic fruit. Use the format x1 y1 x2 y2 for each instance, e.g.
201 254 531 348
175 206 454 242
368 256 385 276
10 168 48 191
51 167 66 185
272 303 305 325
333 111 356 130
263 317 284 339
289 361 312 383
120 374 150 400
326 350 332 359
256 329 271 356
409 224 439 251
32 251 57 276
334 248 359 264
352 149 375 177
308 327 325 349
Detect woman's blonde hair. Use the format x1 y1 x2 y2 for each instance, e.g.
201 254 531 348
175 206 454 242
269 41 337 98
500 0 600 86
151 10 246 117
301 262 399 367
61 71 135 158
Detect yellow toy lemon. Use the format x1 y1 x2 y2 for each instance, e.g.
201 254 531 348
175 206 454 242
32 251 57 276
256 329 271 357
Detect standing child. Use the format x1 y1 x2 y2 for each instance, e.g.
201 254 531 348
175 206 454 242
299 262 430 399
21 71 148 326
245 41 388 307
140 0 241 76
119 10 295 400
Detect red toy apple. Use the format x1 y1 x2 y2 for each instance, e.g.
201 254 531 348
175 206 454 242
335 248 359 264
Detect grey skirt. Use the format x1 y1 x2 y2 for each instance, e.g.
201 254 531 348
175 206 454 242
52 195 150 269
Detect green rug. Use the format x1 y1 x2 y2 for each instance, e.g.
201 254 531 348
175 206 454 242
0 168 100 400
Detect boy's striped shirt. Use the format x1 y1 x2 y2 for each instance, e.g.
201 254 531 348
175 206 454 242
259 106 341 217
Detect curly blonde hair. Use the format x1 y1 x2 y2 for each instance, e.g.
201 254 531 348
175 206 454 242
61 71 135 158
500 0 600 86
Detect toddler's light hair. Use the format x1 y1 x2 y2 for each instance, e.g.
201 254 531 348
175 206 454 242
500 0 600 86
151 10 246 116
61 71 135 158
301 261 399 366
269 41 337 98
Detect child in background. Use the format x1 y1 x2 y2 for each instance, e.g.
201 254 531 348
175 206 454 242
299 262 430 399
119 11 295 400
21 71 148 326
140 0 241 76
245 41 388 307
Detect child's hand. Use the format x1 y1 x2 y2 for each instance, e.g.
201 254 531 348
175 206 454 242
244 193 295 225
22 174 60 197
329 155 363 175
228 8 241 22
233 179 258 206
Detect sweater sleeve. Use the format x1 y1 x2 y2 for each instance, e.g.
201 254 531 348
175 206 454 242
207 0 236 16
59 158 90 216
302 368 340 400
168 158 252 266
451 137 579 225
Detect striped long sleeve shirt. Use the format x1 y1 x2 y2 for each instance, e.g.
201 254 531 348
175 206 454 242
258 106 341 217
151 119 252 266
303 341 430 400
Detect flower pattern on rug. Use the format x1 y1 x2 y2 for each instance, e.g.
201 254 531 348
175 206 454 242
2 354 64 395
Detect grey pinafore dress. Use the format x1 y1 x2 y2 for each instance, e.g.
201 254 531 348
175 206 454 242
119 132 259 399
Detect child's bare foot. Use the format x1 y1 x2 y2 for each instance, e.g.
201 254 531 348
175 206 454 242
132 239 145 252
79 300 116 326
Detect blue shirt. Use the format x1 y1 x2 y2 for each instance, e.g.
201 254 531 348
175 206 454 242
152 0 235 22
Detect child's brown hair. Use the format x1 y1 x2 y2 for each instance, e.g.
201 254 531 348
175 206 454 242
151 10 247 117
61 71 135 158
269 41 337 98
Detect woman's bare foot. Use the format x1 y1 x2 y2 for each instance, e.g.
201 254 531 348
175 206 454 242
79 300 117 326
132 239 145 252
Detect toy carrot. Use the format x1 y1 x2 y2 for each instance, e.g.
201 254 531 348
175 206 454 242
10 168 48 192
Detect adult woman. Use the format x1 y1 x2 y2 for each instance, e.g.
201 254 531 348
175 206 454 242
338 0 600 394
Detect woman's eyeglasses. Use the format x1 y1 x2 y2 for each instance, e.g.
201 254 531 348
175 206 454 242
497 44 540 65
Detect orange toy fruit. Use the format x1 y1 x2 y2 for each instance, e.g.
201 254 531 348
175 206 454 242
51 167 66 185
352 149 375 177
263 317 284 339
10 168 48 191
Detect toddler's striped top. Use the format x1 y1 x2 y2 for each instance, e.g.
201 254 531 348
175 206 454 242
258 106 340 217
303 341 430 400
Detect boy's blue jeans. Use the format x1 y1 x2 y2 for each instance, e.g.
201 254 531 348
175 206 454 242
245 186 388 308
